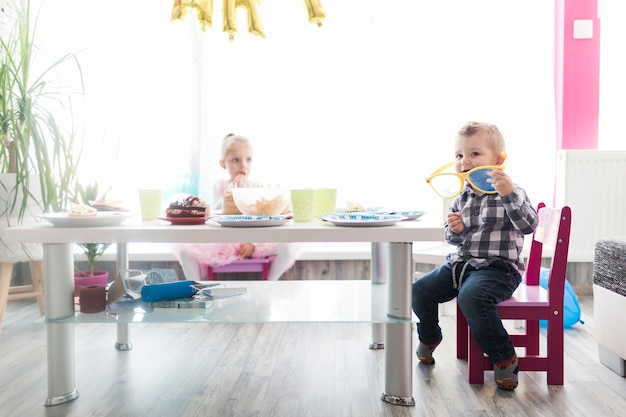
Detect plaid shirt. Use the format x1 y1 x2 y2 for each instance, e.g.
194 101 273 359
445 183 539 272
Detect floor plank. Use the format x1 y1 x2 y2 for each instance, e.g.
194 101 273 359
0 294 625 417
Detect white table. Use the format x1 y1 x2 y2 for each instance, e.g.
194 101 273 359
2 217 444 407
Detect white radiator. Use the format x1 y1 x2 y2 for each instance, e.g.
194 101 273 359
555 150 626 262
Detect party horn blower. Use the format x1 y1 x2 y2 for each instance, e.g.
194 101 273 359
303 0 326 26
141 280 196 302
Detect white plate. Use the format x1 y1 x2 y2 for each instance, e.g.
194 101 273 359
213 215 292 228
42 212 133 227
321 213 406 227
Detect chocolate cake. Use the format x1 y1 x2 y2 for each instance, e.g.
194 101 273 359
165 195 208 218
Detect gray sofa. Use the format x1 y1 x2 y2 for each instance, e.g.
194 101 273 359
593 237 626 376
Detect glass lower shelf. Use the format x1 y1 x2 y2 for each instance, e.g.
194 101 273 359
43 280 416 324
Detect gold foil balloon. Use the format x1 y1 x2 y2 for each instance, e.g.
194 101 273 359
303 0 326 26
174 0 319 38
237 0 266 38
171 0 213 31
193 0 214 31
171 0 192 21
223 0 265 41
223 0 238 40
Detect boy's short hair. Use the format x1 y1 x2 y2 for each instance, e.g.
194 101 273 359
458 121 506 153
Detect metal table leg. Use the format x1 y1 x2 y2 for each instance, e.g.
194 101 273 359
114 243 132 351
43 243 79 406
370 242 388 350
381 242 415 406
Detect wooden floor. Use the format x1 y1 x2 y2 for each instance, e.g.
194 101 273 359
0 293 625 417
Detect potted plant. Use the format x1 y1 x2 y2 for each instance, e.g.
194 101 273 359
74 242 111 296
1 0 82 249
73 181 111 296
0 0 83 312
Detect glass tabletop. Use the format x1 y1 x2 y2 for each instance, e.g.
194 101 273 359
45 280 416 324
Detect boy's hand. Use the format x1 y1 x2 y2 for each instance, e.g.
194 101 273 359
447 212 464 233
239 242 255 258
489 170 514 196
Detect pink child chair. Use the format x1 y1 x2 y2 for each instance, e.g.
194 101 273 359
204 256 276 281
456 203 572 385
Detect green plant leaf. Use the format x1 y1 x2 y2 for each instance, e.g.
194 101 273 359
0 0 83 222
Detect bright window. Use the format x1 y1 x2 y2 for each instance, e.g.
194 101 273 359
33 0 559 216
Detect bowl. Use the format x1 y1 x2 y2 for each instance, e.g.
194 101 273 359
119 268 178 299
230 187 290 216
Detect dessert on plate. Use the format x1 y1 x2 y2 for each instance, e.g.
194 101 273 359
69 204 98 217
345 201 365 212
89 199 127 211
165 195 209 218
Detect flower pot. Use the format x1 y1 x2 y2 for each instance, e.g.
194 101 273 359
74 270 109 297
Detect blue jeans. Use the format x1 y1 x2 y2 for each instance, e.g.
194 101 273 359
412 260 522 364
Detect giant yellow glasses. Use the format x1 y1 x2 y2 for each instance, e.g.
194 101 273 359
426 158 507 199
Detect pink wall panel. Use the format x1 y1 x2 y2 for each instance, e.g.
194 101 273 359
554 0 600 150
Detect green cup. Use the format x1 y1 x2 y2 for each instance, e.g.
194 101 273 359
138 189 163 220
290 189 316 222
313 188 337 218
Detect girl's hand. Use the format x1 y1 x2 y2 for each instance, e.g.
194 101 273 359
447 212 464 233
489 170 514 196
231 173 248 188
239 242 255 258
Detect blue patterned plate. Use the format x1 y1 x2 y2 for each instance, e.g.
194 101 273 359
321 213 406 227
386 210 426 220
213 215 292 227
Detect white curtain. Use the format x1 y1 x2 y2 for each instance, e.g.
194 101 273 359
198 0 557 215
34 0 563 216
34 0 201 203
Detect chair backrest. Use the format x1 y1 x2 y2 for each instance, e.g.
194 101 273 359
524 203 572 305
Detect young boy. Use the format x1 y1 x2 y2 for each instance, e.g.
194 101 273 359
412 121 539 390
